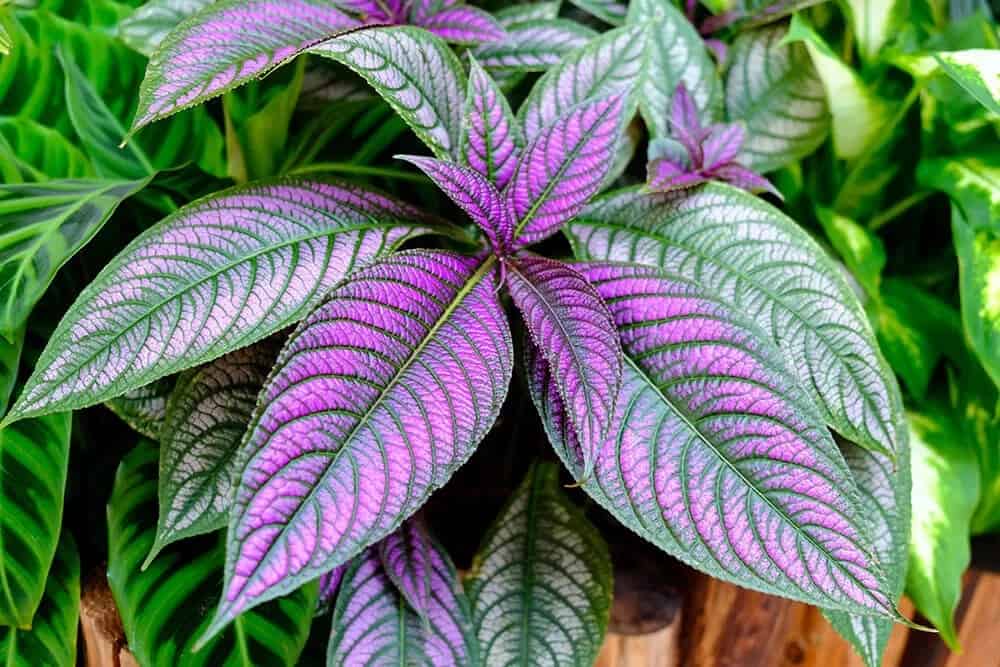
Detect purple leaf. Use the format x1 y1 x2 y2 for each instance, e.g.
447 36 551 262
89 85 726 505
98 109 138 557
710 164 781 197
528 260 902 618
668 83 705 165
337 0 398 22
507 93 627 247
471 19 597 72
507 254 622 479
378 518 436 620
5 179 434 423
315 563 347 616
397 155 514 254
462 57 521 190
130 0 361 133
702 123 746 170
200 250 512 640
647 158 708 191
328 543 476 665
420 5 506 44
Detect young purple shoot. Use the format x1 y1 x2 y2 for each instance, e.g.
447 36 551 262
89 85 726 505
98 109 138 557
647 84 779 197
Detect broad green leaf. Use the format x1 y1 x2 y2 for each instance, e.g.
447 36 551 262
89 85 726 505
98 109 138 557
0 412 71 626
963 388 1000 536
0 10 10 56
118 0 213 56
627 0 722 137
0 178 149 340
4 179 434 423
725 25 830 173
466 463 612 666
784 15 891 160
934 50 1000 116
0 118 93 183
107 440 318 666
312 27 467 161
0 535 79 666
816 207 886 297
918 152 1000 234
845 0 901 61
567 0 627 25
951 204 1000 389
105 376 175 440
0 332 22 413
567 185 903 458
906 406 979 650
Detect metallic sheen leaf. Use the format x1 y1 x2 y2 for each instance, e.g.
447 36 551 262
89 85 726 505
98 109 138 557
203 250 512 639
378 519 436 619
118 0 214 57
417 5 505 45
472 19 597 72
529 261 900 618
105 377 176 440
312 26 467 161
5 179 431 423
328 542 477 666
462 56 522 190
465 462 613 666
567 185 902 458
315 563 347 616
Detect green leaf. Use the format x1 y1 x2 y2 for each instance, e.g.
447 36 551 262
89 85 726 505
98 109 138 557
105 376 175 440
107 440 318 666
918 152 1000 234
933 50 1000 116
816 207 886 297
0 118 93 183
906 405 979 650
567 0 627 25
0 535 79 666
466 463 612 666
951 204 1000 389
0 9 11 56
844 0 901 61
118 0 213 57
725 25 830 173
627 0 722 137
0 178 149 340
0 411 71 626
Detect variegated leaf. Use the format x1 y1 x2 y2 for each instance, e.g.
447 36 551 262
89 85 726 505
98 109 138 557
312 26 467 161
725 26 830 173
518 25 648 142
146 340 281 565
567 185 902 458
201 250 512 640
118 0 214 57
529 261 900 618
328 542 477 666
472 19 597 72
130 0 361 133
105 377 176 440
5 179 432 423
568 0 628 25
418 4 505 45
462 56 521 190
466 463 613 666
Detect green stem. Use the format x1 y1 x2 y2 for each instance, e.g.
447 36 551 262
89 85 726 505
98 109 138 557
868 191 932 230
288 162 428 183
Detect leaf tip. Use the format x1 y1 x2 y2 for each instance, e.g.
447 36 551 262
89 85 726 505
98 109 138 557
192 606 231 652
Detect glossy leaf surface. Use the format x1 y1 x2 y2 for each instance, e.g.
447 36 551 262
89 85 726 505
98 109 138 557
105 377 176 440
118 0 213 56
472 19 597 72
462 57 521 190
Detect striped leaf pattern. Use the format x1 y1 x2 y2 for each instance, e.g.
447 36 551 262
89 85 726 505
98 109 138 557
529 262 899 617
379 519 441 620
462 57 522 190
466 463 612 666
6 179 432 423
130 0 360 133
725 26 830 173
518 25 648 141
205 250 512 638
147 340 281 565
627 0 723 137
118 0 213 56
472 20 597 72
328 542 477 666
0 118 93 181
0 535 79 667
566 185 902 458
105 377 175 440
107 441 317 667
0 412 71 627
313 27 467 161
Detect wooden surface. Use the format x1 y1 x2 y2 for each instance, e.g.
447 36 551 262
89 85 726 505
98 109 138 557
79 566 1000 666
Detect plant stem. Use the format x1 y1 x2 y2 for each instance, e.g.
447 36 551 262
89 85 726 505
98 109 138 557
868 191 932 230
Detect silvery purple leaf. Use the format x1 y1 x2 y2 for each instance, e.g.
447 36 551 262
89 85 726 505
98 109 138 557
461 57 521 190
518 25 649 141
507 254 622 479
201 250 512 640
145 340 281 567
647 158 708 191
567 0 628 25
566 185 902 458
4 180 433 424
397 155 514 254
668 83 705 165
129 0 361 134
337 0 398 22
311 26 467 161
105 377 175 440
378 518 436 620
710 164 781 197
508 93 627 247
495 2 561 25
702 123 745 170
472 19 597 72
328 543 477 666
419 5 505 44
528 261 901 617
315 564 347 616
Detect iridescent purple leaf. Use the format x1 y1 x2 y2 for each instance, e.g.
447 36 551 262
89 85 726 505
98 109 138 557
472 19 597 72
528 261 901 618
567 185 902 458
518 25 648 142
129 0 361 134
397 155 513 253
647 158 707 191
315 564 347 616
709 164 781 197
668 82 704 161
4 179 433 424
507 254 622 479
702 123 745 170
118 0 214 57
201 250 512 640
311 26 467 161
378 518 436 620
465 463 612 665
508 93 627 246
145 339 282 567
461 57 522 189
419 5 505 45
328 542 477 666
